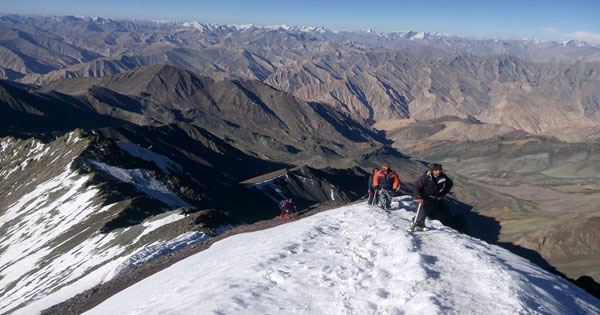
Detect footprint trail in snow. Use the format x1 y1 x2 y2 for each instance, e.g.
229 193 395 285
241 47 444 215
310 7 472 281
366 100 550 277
87 196 600 315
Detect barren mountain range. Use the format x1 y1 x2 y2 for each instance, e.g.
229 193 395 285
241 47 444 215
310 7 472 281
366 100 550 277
2 14 600 312
2 14 600 140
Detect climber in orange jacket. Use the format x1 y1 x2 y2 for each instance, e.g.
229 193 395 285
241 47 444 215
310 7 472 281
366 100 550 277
372 164 400 210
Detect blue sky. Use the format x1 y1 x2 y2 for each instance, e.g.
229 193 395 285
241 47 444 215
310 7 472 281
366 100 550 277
1 0 599 43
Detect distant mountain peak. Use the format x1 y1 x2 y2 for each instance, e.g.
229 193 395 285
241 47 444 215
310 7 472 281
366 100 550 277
3 13 599 47
561 40 590 47
180 20 331 34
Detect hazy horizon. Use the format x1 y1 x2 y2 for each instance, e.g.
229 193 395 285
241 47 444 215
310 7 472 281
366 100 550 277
1 0 599 44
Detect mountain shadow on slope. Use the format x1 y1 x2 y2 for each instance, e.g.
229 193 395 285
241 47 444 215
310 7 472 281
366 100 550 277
309 102 385 143
438 196 600 300
84 124 371 234
82 123 292 233
220 166 371 224
93 123 290 182
39 64 382 162
88 86 144 114
0 80 129 138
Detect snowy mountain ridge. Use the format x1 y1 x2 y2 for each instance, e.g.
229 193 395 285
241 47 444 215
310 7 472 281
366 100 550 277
5 13 594 47
86 197 600 314
0 131 208 314
175 18 600 46
146 18 598 47
0 128 365 314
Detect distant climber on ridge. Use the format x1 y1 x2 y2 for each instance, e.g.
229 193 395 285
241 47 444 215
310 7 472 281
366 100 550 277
412 163 454 231
372 164 400 210
279 198 296 219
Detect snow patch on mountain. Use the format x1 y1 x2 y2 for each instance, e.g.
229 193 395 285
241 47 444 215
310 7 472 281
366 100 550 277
0 135 205 314
181 21 332 34
409 31 426 40
116 141 182 175
9 225 204 315
252 174 287 202
0 139 10 152
87 197 600 314
0 164 109 313
115 231 208 277
89 160 190 207
0 138 50 179
132 211 187 243
561 40 590 47
66 131 82 143
12 248 131 315
181 21 210 31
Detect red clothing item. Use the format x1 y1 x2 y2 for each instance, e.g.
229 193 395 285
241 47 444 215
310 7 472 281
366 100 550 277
279 199 295 212
373 169 400 190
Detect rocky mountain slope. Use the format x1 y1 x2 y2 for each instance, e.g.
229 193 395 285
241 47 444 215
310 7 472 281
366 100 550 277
0 131 202 314
0 80 126 137
37 64 382 162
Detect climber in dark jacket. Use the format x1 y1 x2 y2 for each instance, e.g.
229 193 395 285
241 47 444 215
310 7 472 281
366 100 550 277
412 163 454 229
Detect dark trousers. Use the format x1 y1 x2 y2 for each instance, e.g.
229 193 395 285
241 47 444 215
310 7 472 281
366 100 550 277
415 198 446 227
378 189 392 210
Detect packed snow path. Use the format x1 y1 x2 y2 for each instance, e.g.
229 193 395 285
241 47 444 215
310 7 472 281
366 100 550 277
87 196 600 314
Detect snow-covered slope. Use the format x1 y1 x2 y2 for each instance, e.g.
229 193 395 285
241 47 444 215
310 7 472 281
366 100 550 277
87 196 600 314
0 132 207 314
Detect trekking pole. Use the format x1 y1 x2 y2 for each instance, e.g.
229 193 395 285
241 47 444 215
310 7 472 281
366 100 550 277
369 188 377 206
409 202 423 234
